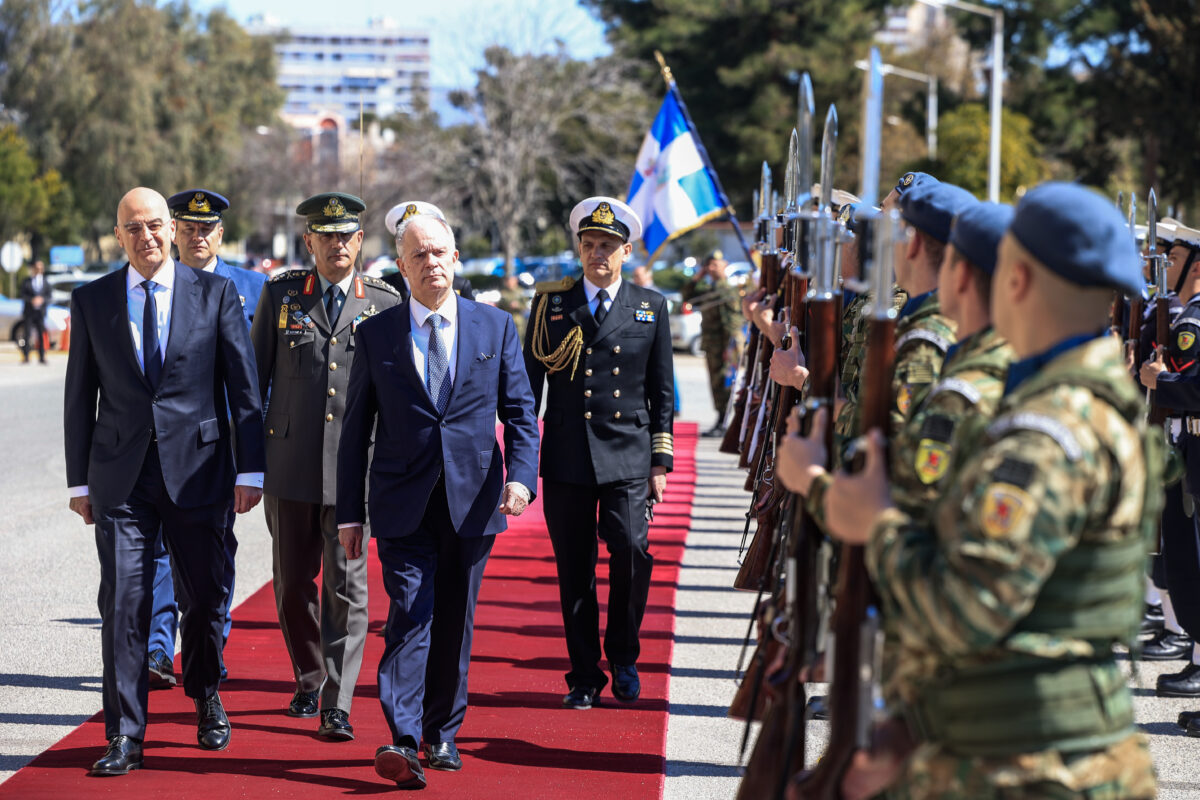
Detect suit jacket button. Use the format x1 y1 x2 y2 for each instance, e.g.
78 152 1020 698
325 413 333 422
584 411 592 420
586 347 593 355
331 336 338 345
328 387 336 396
613 411 621 419
584 389 592 397
329 362 338 370
289 341 296 349
268 428 274 435
613 389 620 398
613 345 621 354
585 369 593 377
612 367 620 375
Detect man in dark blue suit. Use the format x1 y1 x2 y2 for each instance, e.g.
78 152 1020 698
63 187 266 775
337 213 538 789
141 189 268 691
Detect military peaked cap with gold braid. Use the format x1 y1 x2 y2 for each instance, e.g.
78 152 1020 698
167 189 229 223
297 192 365 233
568 196 643 242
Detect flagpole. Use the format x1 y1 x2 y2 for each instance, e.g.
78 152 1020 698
653 51 756 264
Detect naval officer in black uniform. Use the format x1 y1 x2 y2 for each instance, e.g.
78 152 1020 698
524 196 674 709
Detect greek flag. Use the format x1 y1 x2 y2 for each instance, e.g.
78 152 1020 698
627 86 730 261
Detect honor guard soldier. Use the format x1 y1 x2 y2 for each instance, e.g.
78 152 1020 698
250 192 400 741
382 201 476 301
681 249 743 436
524 196 674 709
143 190 268 691
820 182 1160 799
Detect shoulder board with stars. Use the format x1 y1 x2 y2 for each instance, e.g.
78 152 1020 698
535 276 575 295
361 274 400 296
270 269 312 283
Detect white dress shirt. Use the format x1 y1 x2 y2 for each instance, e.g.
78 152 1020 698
582 275 622 317
69 261 261 498
409 293 459 391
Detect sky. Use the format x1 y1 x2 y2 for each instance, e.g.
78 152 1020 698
196 0 612 89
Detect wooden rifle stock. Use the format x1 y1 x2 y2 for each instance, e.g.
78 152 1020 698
721 324 759 454
739 251 782 458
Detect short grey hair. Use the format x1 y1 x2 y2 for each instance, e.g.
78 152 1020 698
394 215 456 259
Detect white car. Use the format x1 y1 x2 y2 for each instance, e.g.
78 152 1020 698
663 291 703 356
0 295 70 349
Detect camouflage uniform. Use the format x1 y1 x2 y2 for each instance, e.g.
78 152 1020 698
832 287 908 460
889 290 957 432
681 277 743 413
869 334 1161 799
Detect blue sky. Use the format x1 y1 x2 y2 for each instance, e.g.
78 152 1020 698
197 0 611 88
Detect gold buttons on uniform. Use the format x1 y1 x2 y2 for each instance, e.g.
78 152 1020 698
325 413 333 422
613 345 621 354
331 336 338 345
612 368 620 375
268 428 275 435
585 369 593 377
614 411 621 419
329 362 338 370
328 387 336 396
289 341 296 349
586 347 593 355
584 389 592 397
584 411 592 419
613 390 620 398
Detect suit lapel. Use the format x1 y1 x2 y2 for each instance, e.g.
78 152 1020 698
390 302 432 404
449 295 478 405
111 265 151 390
567 282 598 340
160 261 199 383
591 282 634 345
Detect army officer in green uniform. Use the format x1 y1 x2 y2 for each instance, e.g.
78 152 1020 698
251 192 401 742
682 250 742 435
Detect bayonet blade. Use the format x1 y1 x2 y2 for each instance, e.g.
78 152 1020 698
819 105 838 211
758 162 771 221
1148 188 1158 255
859 48 884 209
797 73 815 207
784 130 799 213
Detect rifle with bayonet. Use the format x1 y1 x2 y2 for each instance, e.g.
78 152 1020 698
1147 189 1173 424
736 102 842 800
790 49 891 800
1125 193 1145 367
738 171 780 470
723 187 771 455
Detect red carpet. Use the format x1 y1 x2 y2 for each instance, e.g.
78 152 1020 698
1 424 697 798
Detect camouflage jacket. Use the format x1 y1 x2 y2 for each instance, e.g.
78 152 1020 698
833 286 908 452
890 326 1014 518
868 334 1161 707
890 290 956 431
681 277 741 340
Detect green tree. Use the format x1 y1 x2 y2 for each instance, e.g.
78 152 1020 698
0 125 46 242
582 0 891 207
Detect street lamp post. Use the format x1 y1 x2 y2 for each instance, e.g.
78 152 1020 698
856 60 939 159
916 0 1004 202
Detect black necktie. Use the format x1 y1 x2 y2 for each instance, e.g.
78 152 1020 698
594 288 609 325
325 285 342 326
141 280 162 389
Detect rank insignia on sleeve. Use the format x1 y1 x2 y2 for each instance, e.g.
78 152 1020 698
915 438 951 485
979 483 1033 538
1179 331 1196 351
896 384 913 416
635 309 655 323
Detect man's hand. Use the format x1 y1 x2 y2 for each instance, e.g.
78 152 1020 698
234 486 263 514
498 484 529 516
741 286 765 320
1140 347 1167 389
776 406 829 497
69 495 94 524
824 429 893 545
750 293 777 336
770 326 809 389
838 717 916 800
649 466 667 503
339 524 365 560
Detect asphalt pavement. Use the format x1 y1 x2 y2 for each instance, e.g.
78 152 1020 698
2 343 1200 797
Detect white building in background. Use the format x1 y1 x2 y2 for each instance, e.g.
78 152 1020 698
247 16 431 126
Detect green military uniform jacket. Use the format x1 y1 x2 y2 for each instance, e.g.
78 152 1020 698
833 286 908 459
681 277 742 343
251 269 400 505
867 335 1161 786
889 290 956 430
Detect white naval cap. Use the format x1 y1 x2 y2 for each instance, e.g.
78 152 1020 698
568 196 643 243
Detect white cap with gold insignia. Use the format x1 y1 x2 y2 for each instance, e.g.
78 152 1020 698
569 196 643 243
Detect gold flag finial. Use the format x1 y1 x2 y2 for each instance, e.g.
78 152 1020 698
653 50 673 88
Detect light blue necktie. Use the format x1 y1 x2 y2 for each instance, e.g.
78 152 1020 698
427 313 450 413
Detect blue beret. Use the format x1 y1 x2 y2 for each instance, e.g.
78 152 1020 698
895 171 937 196
949 202 1014 275
167 189 228 223
900 182 978 244
1010 182 1142 297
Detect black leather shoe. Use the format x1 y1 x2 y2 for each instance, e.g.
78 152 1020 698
806 694 830 721
563 686 600 709
701 423 726 438
147 649 176 690
375 745 426 789
1178 708 1200 729
317 708 354 741
1159 663 1200 697
1142 631 1193 661
287 688 320 718
611 664 641 703
425 741 462 771
1186 718 1200 739
196 692 231 750
90 735 143 776
1142 603 1165 635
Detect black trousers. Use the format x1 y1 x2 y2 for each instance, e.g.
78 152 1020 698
21 311 45 361
93 442 227 741
1164 480 1200 638
543 477 653 690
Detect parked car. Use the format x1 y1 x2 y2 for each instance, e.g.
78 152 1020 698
0 295 70 350
47 274 96 306
663 291 703 356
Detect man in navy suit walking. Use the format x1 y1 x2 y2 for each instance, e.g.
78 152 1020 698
63 187 265 775
141 189 268 691
337 211 538 789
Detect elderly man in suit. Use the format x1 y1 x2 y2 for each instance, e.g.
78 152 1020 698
63 187 265 775
251 192 402 742
381 201 476 300
337 211 538 789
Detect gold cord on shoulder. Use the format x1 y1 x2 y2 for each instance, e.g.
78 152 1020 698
530 295 583 380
